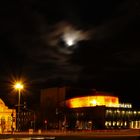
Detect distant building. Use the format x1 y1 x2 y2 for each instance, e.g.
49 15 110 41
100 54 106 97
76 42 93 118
40 87 66 129
0 99 16 132
40 88 140 130
17 102 36 131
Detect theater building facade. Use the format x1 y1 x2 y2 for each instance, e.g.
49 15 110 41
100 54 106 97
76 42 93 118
64 95 140 130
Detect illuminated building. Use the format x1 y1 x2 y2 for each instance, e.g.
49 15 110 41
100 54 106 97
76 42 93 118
0 98 35 132
40 88 140 130
0 99 16 132
66 96 119 108
65 95 140 130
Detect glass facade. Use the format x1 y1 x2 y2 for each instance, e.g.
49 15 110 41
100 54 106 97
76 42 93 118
105 109 140 129
64 107 140 130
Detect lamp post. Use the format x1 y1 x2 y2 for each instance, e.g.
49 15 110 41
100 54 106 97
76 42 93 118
14 82 24 131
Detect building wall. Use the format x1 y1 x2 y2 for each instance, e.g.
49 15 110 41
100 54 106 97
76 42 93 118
40 90 140 130
65 106 140 130
40 87 66 129
0 99 16 132
105 108 140 129
18 108 35 131
66 106 106 130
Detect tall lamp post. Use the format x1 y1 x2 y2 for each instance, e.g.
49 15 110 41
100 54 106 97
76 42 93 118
14 82 24 131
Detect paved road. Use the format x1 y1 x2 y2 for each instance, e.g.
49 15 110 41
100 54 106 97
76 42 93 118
1 136 140 140
0 129 140 140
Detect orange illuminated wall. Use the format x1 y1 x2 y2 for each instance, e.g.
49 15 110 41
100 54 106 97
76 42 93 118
0 99 16 132
66 96 119 108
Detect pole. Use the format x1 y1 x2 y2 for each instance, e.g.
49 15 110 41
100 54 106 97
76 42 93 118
33 111 35 131
17 89 21 131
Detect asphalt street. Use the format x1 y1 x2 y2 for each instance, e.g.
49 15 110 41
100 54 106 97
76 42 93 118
0 129 140 140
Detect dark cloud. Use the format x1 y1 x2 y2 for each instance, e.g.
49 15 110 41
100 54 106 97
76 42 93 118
0 0 140 105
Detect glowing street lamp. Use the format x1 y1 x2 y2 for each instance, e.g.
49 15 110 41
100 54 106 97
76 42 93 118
14 82 24 131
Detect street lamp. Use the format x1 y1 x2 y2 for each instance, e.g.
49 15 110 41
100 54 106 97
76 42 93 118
14 82 24 131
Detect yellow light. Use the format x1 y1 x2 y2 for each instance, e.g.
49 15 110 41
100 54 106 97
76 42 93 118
113 121 116 126
14 82 24 90
0 98 16 131
90 100 97 106
66 95 119 108
117 121 120 126
105 121 108 126
124 121 127 126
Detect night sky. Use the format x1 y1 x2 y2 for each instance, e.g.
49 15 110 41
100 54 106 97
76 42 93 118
0 0 140 107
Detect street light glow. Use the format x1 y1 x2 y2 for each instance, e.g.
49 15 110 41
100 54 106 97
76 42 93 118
14 82 24 90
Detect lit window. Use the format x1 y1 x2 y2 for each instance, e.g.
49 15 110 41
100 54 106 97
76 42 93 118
108 121 111 126
113 121 116 126
117 121 120 126
134 111 137 114
105 121 108 126
135 121 138 128
120 122 123 126
116 110 120 113
124 121 127 126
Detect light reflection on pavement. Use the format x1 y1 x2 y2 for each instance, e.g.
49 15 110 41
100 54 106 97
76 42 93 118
4 138 47 140
2 136 56 140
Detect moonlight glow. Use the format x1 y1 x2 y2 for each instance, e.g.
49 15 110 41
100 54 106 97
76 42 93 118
63 32 77 47
65 38 74 46
62 28 90 47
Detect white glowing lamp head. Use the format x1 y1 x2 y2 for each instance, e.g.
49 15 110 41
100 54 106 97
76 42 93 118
14 82 24 90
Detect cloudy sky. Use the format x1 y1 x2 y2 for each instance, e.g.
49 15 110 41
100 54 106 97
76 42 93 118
0 0 140 106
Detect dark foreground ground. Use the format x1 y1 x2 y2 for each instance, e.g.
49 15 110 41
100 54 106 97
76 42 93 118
0 135 140 140
0 129 140 140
